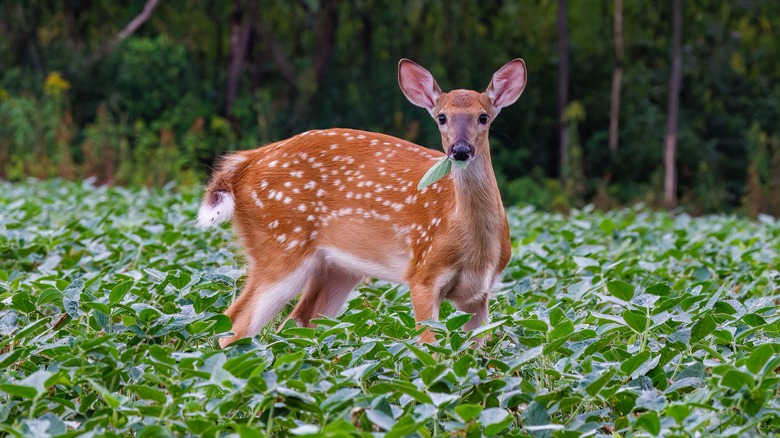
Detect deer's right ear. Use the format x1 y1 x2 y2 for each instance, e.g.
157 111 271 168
398 59 442 113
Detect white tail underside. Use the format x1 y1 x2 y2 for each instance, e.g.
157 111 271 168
197 191 236 229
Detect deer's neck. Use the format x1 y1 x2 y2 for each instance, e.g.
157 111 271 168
451 151 504 231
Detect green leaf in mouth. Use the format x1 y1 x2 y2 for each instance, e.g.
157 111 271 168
417 156 469 190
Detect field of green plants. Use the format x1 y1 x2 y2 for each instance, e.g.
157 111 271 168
1 179 778 436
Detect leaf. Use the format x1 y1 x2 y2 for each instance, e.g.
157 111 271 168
454 404 483 422
445 312 473 331
573 256 599 269
405 343 437 367
746 343 775 374
470 319 505 338
516 319 548 332
646 283 671 296
428 392 459 407
137 425 173 438
37 288 63 306
622 310 649 333
620 351 651 376
451 159 469 169
321 388 361 410
22 370 53 397
690 314 716 343
109 280 134 305
607 280 634 301
585 368 616 397
509 346 543 371
63 279 84 318
170 272 192 290
720 370 755 391
548 320 573 341
365 408 396 431
635 412 661 435
417 156 451 190
340 362 379 383
523 401 549 426
128 384 167 404
635 390 667 412
480 408 511 435
88 378 120 409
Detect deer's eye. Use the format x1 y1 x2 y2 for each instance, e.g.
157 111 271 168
479 114 489 125
438 114 447 125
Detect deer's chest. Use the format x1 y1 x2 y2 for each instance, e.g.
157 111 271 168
434 218 508 300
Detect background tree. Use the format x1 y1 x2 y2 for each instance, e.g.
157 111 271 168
609 0 623 155
557 0 570 186
664 0 683 209
0 0 778 215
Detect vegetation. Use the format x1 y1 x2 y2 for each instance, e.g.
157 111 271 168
1 179 778 436
1 1 780 214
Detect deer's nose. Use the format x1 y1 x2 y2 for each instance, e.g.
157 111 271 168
448 142 474 161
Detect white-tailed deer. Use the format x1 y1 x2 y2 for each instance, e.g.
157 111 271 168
198 58 527 348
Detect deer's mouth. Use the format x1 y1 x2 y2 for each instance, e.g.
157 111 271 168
448 142 474 162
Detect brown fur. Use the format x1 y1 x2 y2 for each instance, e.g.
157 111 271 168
201 59 527 347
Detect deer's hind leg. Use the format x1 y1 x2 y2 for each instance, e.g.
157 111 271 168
219 255 319 348
289 264 362 327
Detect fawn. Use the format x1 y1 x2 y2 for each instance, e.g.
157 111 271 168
198 58 527 348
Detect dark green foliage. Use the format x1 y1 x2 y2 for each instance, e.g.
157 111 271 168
1 1 780 214
1 179 779 435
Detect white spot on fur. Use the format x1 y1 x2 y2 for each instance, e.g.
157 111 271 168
250 191 265 209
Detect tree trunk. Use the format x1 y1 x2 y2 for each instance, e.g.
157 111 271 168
664 0 682 210
225 0 252 118
608 0 623 154
557 0 569 184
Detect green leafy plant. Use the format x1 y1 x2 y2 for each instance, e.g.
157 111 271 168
0 180 778 436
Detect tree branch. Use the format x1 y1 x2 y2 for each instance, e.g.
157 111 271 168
116 0 161 43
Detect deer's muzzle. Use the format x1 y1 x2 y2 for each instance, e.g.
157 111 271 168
449 142 474 161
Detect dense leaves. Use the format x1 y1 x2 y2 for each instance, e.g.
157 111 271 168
2 2 780 213
1 179 779 436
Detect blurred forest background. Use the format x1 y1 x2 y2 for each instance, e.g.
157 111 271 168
1 0 779 215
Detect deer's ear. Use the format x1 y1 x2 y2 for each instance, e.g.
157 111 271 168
486 59 527 112
398 59 442 113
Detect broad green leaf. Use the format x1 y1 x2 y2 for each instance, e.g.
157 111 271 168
37 288 63 306
516 319 549 332
691 314 716 343
480 408 511 435
622 310 649 333
63 279 84 318
405 343 437 367
137 425 173 438
454 403 483 421
746 344 776 374
621 351 652 376
365 408 396 430
635 412 661 435
720 370 755 391
585 368 616 397
109 280 134 305
445 312 473 331
417 156 451 190
607 280 634 301
451 159 469 169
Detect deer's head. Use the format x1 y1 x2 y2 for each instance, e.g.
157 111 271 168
398 58 527 164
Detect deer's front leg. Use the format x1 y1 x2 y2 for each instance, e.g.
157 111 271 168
409 281 439 344
454 294 490 346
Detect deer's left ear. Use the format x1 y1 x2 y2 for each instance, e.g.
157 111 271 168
485 59 527 112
